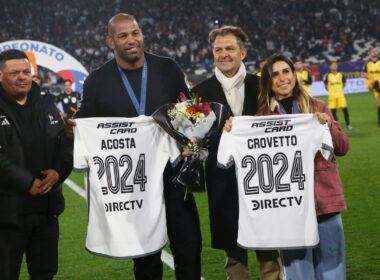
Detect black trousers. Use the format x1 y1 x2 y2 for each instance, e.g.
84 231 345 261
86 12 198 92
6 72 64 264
133 251 163 280
133 166 202 280
165 184 202 280
0 214 59 280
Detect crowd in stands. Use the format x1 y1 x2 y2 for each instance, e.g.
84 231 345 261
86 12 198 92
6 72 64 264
1 0 379 75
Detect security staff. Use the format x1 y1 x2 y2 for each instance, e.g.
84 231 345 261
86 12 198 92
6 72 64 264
56 79 81 119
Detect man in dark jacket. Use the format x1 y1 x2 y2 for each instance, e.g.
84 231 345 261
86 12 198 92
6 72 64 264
0 49 72 280
192 26 282 280
65 13 201 280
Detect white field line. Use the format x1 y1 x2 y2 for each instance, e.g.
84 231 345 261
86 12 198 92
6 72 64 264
64 179 205 280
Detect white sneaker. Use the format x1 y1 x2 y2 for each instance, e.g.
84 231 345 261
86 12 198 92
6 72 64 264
346 125 353 131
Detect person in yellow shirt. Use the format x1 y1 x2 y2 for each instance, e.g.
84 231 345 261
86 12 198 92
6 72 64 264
324 62 352 130
255 60 265 77
362 47 380 127
295 60 312 95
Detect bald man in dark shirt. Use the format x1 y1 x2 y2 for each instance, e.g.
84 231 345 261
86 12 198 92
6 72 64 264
66 13 201 280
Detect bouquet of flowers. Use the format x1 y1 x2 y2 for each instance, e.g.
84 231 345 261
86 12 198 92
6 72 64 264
153 92 229 192
168 92 216 157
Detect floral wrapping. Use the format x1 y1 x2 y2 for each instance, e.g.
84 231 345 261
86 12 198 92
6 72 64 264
152 93 229 192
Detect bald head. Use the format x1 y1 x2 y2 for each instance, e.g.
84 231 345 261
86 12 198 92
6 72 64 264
108 13 137 36
106 13 145 69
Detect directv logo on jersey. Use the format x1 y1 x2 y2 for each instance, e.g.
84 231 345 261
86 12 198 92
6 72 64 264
105 199 143 212
251 119 293 133
252 196 302 211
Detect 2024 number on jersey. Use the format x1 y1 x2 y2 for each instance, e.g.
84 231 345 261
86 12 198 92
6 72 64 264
93 154 147 195
242 151 305 195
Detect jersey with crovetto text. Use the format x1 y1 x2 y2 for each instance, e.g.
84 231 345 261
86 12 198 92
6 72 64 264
217 114 333 249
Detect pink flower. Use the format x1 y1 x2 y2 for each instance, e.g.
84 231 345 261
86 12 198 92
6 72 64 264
194 94 204 111
179 92 187 102
202 102 210 114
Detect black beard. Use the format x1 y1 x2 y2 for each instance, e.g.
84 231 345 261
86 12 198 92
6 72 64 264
11 91 28 102
121 53 141 64
115 43 144 65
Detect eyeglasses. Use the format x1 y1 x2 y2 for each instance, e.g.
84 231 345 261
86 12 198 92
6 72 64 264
3 70 32 77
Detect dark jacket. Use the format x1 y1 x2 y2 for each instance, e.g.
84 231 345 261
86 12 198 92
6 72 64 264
76 52 189 118
192 74 259 249
0 82 72 227
74 51 190 196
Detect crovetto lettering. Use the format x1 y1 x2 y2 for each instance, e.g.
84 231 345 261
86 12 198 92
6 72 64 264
247 135 297 149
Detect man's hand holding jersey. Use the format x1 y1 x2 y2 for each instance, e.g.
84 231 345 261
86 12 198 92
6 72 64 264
223 116 233 132
64 119 76 139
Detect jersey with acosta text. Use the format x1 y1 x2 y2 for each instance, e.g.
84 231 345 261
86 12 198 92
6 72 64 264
73 116 180 258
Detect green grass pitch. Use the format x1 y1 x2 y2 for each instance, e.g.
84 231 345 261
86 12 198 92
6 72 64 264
20 92 380 279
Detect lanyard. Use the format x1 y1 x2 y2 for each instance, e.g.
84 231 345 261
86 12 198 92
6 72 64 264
117 59 148 115
277 98 300 114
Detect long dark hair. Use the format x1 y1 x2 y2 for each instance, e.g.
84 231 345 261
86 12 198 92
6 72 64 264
258 53 315 114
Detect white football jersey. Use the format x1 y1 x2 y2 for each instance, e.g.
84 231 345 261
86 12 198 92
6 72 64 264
73 116 181 258
217 114 333 249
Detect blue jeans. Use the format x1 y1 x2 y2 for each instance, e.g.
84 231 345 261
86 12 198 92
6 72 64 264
282 213 345 280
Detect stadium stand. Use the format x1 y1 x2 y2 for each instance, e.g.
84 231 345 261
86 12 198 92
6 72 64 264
1 0 379 83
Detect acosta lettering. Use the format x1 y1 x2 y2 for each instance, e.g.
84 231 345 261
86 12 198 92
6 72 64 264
101 138 136 150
